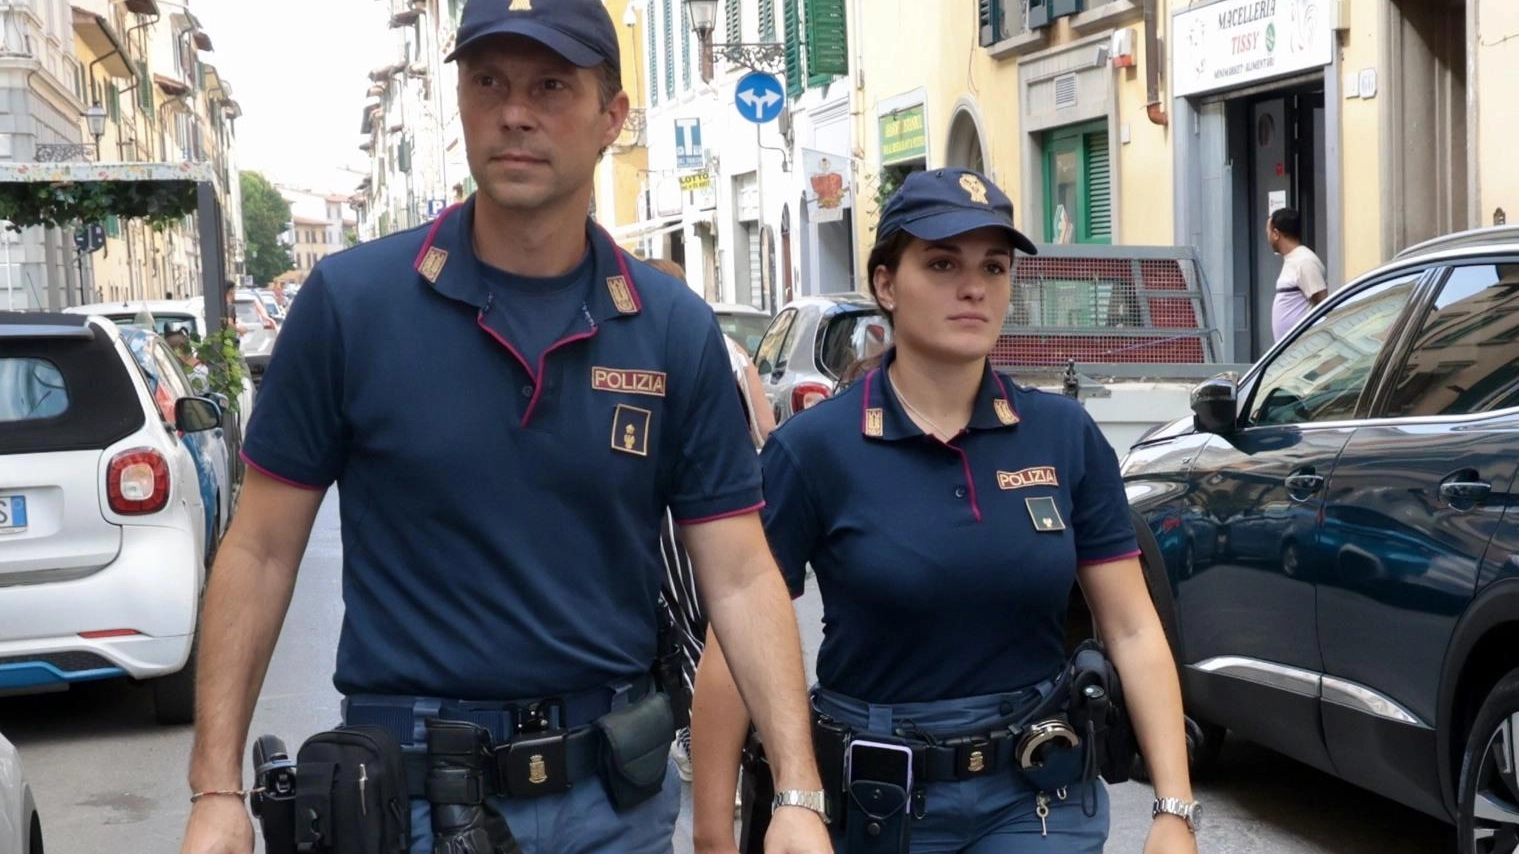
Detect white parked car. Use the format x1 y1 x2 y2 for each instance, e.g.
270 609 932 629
0 730 41 854
64 298 254 436
0 312 224 724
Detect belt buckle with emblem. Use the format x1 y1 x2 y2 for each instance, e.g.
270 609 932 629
956 736 996 779
500 699 572 797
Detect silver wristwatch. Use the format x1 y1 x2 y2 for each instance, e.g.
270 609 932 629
771 789 830 824
1152 797 1203 833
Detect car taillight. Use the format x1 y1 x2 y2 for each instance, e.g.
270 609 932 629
792 382 832 413
107 448 170 515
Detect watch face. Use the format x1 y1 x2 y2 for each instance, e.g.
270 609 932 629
1189 803 1203 832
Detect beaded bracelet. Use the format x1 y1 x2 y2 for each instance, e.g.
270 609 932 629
190 787 263 804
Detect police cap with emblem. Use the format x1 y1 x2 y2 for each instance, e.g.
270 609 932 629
876 167 1037 256
446 0 621 69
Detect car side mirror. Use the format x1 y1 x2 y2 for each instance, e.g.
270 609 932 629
176 396 223 433
1191 375 1238 435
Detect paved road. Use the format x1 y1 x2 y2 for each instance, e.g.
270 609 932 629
0 491 1455 852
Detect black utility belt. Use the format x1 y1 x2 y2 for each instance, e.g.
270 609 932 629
812 713 1067 785
402 723 601 800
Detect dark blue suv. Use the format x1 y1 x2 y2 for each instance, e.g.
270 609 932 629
1118 226 1519 853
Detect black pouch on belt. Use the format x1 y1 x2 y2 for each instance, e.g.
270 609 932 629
844 780 911 854
292 725 411 854
594 692 676 810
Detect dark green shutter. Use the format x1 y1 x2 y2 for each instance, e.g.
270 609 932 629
137 61 153 112
978 0 1001 46
1051 0 1081 18
1028 0 1049 28
1085 130 1111 243
663 0 675 100
783 0 801 97
726 0 742 45
107 83 120 122
648 8 659 105
759 0 775 41
804 0 847 82
398 138 412 174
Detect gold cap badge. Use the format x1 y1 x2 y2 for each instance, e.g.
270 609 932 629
960 174 989 205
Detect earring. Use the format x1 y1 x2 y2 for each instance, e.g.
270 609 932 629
881 302 894 311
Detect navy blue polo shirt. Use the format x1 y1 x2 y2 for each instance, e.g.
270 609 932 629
760 350 1138 703
241 197 763 700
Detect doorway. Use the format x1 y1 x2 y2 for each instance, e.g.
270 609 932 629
1230 86 1326 359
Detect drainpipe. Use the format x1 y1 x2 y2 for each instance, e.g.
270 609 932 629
1144 0 1167 126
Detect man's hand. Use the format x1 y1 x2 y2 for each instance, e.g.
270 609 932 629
178 796 254 854
1142 814 1198 854
764 805 833 854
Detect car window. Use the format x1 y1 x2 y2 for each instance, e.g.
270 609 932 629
151 341 194 399
102 312 201 338
818 311 891 380
235 300 263 324
1383 263 1519 417
717 314 772 357
1247 272 1421 427
753 308 797 376
0 357 68 422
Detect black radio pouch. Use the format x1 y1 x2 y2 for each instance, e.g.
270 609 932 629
292 725 411 854
594 692 676 811
1065 639 1138 784
844 780 911 854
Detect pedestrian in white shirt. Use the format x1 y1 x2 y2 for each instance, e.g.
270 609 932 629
1268 207 1329 341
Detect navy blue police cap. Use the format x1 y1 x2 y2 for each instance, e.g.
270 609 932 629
876 168 1037 256
446 0 621 69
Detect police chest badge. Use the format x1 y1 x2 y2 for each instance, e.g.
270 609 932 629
611 404 652 456
1025 496 1066 532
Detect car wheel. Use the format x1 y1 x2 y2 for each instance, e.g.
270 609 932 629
151 630 198 726
1129 714 1226 782
1458 667 1519 853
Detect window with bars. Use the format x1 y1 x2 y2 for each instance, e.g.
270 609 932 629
663 0 675 100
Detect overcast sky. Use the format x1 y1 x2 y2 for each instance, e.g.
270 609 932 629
195 0 397 196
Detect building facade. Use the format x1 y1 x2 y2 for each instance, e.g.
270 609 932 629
0 0 243 310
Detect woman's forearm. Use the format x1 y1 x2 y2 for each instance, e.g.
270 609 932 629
690 626 754 853
1109 625 1194 802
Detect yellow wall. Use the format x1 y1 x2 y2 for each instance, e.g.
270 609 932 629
598 0 649 246
1476 0 1519 226
1337 7 1385 281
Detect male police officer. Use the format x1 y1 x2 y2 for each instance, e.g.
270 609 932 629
176 2 831 853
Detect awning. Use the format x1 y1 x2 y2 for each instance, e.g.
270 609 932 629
70 8 134 79
390 8 421 27
193 30 213 51
608 216 684 242
123 0 159 14
359 102 380 134
0 161 217 183
369 62 405 82
154 74 190 98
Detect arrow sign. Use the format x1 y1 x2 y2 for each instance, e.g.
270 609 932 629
734 71 785 124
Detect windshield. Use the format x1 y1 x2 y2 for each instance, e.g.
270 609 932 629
100 312 201 338
717 313 772 357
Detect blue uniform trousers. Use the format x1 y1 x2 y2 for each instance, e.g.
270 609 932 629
813 686 1109 854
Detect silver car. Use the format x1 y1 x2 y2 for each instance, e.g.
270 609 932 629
752 293 890 424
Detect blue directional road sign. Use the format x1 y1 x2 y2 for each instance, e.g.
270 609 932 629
734 71 785 124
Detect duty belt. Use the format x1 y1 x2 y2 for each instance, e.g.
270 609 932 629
812 714 1023 783
344 674 654 799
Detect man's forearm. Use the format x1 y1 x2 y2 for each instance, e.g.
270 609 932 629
187 538 300 791
703 563 820 791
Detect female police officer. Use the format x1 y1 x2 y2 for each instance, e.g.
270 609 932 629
690 168 1199 854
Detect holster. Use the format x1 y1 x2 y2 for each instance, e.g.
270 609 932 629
737 728 774 854
653 598 693 730
843 779 911 854
289 725 411 854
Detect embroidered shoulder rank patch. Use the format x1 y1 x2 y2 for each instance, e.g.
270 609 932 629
606 276 638 314
418 247 449 283
864 408 884 437
994 398 1019 425
611 404 652 456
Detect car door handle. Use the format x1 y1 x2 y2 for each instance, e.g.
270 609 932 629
1284 473 1325 493
1440 481 1492 502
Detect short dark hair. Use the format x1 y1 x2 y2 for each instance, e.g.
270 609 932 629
1270 207 1302 242
865 229 914 324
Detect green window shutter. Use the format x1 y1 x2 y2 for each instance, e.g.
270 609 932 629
137 61 153 113
681 0 692 89
648 9 659 105
978 0 1001 46
1085 130 1112 243
759 0 775 40
105 215 120 238
804 0 847 84
783 0 801 98
1028 0 1049 28
398 138 412 174
1051 0 1081 18
726 0 742 45
107 83 120 122
663 0 675 100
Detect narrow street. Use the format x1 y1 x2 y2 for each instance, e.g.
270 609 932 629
0 491 1453 853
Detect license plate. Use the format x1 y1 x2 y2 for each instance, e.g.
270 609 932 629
0 495 27 534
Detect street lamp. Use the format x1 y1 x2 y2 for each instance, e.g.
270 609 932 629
84 101 108 146
684 0 783 83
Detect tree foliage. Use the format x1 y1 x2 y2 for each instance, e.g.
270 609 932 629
240 170 294 286
0 180 196 231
